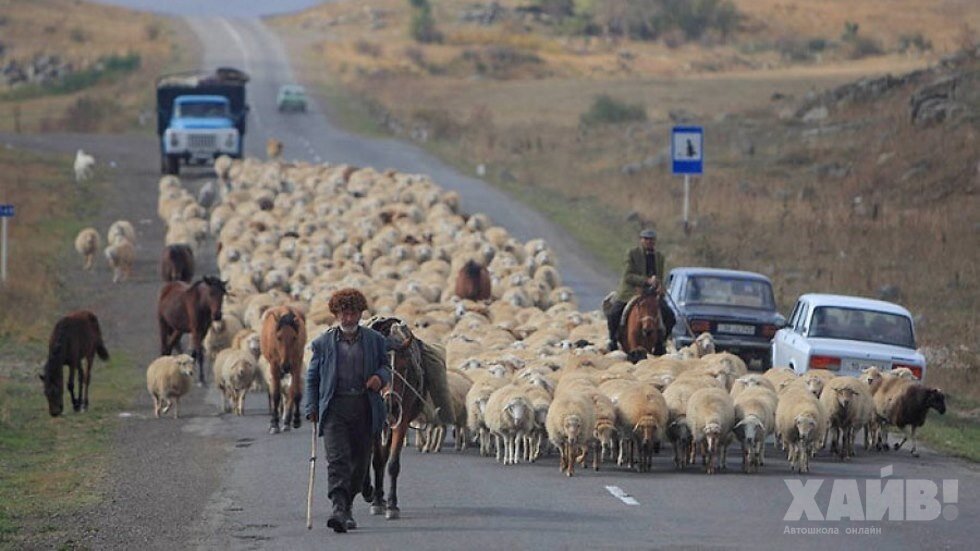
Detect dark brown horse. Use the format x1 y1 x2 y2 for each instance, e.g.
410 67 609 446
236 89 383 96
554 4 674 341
160 244 195 282
454 260 491 301
365 317 428 520
158 276 228 385
260 305 307 434
619 284 665 356
39 310 109 416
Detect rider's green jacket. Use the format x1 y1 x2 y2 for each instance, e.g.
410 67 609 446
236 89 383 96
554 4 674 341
616 246 665 302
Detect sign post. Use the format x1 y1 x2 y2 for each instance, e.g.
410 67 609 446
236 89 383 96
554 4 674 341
671 126 704 233
0 204 14 284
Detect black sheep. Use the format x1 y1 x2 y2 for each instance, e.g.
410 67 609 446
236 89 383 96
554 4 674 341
888 385 946 457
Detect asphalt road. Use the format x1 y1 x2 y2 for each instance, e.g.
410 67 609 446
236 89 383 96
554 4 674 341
26 2 978 549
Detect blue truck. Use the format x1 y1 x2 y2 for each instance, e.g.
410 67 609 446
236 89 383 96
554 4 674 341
156 67 249 175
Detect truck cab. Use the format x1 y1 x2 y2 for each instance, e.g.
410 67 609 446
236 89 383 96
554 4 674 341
156 68 249 175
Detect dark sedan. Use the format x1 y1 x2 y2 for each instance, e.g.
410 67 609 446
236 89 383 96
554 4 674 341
665 267 785 369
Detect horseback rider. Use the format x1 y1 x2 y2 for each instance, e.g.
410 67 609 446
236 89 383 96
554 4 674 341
607 228 676 352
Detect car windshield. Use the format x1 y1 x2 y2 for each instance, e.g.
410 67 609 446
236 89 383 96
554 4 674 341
808 306 915 348
177 101 228 118
281 86 304 97
683 276 775 309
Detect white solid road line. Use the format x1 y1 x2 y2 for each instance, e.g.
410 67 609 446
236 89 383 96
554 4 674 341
605 485 639 506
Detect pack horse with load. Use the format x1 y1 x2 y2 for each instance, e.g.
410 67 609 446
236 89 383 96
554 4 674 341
156 67 250 175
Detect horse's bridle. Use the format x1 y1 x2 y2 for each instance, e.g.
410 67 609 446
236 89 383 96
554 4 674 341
382 327 428 431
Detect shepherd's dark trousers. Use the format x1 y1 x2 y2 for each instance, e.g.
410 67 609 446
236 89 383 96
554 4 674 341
323 394 372 510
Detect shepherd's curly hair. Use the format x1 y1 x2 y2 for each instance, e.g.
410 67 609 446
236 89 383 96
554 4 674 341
329 288 369 314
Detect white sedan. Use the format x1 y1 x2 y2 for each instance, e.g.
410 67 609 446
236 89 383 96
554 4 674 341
772 293 926 379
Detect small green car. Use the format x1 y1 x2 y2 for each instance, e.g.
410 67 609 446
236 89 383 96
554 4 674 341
276 84 307 113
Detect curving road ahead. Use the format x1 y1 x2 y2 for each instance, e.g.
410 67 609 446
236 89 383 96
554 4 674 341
65 2 980 550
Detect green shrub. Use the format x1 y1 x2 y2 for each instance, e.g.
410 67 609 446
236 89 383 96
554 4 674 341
580 95 646 126
899 32 932 52
409 0 442 43
0 53 140 101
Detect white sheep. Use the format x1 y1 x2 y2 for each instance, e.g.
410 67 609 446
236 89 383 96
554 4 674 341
104 239 134 283
203 315 246 376
776 387 828 473
615 384 669 472
484 384 534 465
686 387 735 474
545 393 595 477
819 376 873 461
74 149 95 182
466 377 507 456
733 386 777 473
146 354 195 418
219 350 258 415
107 220 136 246
74 227 100 270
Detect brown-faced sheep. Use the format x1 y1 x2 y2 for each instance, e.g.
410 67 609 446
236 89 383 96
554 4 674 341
615 384 669 472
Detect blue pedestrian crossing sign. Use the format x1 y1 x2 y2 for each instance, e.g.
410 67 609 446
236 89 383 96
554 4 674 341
0 204 14 217
671 126 703 175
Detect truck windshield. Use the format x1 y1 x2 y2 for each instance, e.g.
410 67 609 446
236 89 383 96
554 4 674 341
808 306 916 348
177 102 228 118
684 276 775 309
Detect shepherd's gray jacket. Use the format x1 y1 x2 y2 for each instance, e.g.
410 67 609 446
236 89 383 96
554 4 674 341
304 326 391 436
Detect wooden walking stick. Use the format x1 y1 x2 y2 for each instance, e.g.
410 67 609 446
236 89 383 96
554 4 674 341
306 420 317 529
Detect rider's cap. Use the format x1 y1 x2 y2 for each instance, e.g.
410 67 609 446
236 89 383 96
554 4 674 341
639 228 657 239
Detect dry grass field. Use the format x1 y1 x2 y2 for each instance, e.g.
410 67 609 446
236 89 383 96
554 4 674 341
0 0 187 133
272 0 979 457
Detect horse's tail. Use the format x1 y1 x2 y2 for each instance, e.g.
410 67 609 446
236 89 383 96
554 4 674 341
86 312 110 361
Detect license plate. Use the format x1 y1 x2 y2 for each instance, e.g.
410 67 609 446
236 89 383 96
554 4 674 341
717 323 755 335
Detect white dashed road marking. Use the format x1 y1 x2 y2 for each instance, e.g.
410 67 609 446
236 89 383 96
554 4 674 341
606 486 639 506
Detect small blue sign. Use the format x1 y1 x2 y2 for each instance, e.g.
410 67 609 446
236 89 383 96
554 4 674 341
671 126 704 175
0 204 14 217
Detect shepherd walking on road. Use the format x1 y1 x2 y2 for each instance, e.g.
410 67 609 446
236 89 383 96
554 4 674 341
304 288 391 533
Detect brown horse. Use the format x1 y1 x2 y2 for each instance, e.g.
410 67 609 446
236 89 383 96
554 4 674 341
454 260 491 301
619 284 665 356
39 311 109 416
260 305 307 434
365 317 428 520
160 244 195 282
158 276 228 385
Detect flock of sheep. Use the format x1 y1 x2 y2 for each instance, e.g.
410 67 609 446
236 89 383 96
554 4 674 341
133 153 946 475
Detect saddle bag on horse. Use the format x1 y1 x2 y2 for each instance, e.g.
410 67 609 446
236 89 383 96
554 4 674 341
418 340 455 425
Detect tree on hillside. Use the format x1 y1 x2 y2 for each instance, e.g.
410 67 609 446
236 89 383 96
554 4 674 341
562 0 738 42
409 0 442 43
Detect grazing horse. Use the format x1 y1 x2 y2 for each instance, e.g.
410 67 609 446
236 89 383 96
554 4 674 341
454 259 491 301
39 311 109 416
260 305 307 434
160 244 195 282
619 284 665 356
158 276 228 385
365 317 429 520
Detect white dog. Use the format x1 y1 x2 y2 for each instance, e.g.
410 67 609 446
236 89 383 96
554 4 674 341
74 149 95 182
